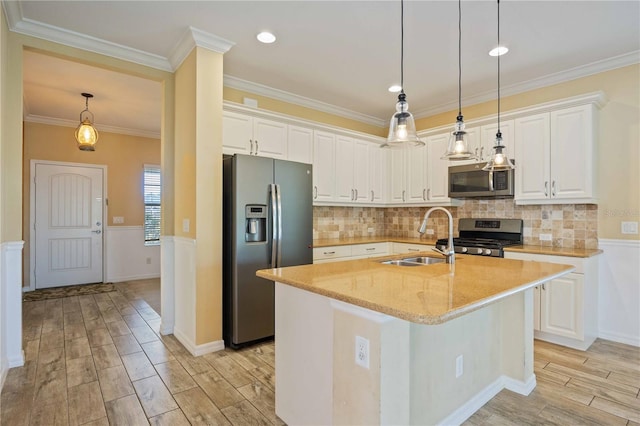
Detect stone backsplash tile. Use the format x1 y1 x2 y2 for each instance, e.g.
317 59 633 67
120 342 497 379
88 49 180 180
314 201 598 249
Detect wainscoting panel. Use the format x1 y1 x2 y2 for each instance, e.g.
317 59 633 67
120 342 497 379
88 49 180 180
598 239 640 346
105 226 160 282
1 241 25 391
173 236 197 353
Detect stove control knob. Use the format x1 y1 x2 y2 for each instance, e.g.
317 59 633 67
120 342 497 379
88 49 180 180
484 249 492 256
461 247 468 253
474 248 483 255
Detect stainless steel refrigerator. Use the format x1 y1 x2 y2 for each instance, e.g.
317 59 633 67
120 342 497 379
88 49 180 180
223 154 313 348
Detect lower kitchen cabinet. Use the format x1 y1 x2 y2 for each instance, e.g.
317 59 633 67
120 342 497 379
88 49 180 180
313 242 390 263
391 242 433 254
505 251 598 350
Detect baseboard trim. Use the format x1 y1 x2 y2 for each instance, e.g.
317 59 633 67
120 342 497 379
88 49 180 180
0 357 8 392
598 330 640 347
109 273 161 283
160 321 174 336
436 374 536 426
8 351 25 368
173 328 225 356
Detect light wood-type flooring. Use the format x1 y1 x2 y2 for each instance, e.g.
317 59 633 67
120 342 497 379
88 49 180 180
1 279 638 425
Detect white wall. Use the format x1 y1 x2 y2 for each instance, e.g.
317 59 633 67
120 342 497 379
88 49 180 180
598 239 640 347
105 226 161 283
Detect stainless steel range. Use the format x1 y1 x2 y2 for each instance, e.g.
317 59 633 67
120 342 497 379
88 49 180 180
436 218 523 258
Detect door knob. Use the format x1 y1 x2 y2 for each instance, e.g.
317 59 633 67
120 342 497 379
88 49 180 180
92 230 102 234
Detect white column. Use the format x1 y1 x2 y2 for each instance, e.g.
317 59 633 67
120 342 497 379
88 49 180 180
1 241 25 376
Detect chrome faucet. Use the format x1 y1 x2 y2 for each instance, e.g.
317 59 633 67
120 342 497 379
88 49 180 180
418 207 455 264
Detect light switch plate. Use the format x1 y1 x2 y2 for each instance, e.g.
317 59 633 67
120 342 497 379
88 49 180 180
621 221 638 234
113 216 124 224
539 233 552 241
182 218 190 233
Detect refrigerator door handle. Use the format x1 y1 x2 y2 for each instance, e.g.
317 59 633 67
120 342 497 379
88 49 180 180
276 183 283 267
270 183 278 267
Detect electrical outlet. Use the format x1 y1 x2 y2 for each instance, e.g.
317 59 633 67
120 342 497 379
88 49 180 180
182 219 190 233
355 335 370 369
146 257 151 265
455 355 463 378
367 227 374 233
425 229 435 235
539 233 552 241
113 216 124 224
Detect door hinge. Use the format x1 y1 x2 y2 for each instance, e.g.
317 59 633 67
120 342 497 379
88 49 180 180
106 198 108 206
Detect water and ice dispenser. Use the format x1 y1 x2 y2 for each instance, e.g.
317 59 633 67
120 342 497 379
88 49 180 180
245 204 267 242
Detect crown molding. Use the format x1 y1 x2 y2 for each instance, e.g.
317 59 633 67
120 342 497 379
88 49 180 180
2 1 173 72
169 26 235 69
414 50 640 119
224 75 386 128
24 114 161 139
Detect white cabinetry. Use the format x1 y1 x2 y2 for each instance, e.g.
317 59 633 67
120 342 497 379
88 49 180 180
313 131 337 203
515 104 596 204
425 134 452 203
479 120 515 164
391 242 432 254
222 111 287 158
313 243 390 263
369 145 386 203
335 137 370 203
287 125 313 164
504 251 598 350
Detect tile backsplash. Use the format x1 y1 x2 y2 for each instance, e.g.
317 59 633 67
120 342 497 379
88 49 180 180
313 200 598 249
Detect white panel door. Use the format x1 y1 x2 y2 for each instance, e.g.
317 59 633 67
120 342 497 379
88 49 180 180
312 131 336 202
514 113 551 201
253 117 287 159
335 136 355 202
550 105 594 199
540 273 584 340
426 134 450 202
35 163 104 288
222 111 252 155
287 125 313 164
352 140 370 203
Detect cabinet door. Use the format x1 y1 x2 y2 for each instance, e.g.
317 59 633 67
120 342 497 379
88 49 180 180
550 105 594 200
425 133 450 202
335 136 355 202
222 111 252 155
540 273 584 340
287 125 313 164
388 149 406 203
312 131 336 202
353 139 370 203
514 113 550 201
369 145 386 203
253 118 287 159
406 147 427 202
481 120 515 165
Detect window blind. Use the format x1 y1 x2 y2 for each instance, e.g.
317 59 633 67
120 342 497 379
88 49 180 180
143 165 161 244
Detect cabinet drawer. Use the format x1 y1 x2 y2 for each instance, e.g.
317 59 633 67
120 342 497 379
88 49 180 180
313 245 352 261
392 243 433 254
351 243 389 257
504 252 584 274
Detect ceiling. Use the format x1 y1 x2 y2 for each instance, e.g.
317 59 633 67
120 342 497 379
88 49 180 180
8 1 640 137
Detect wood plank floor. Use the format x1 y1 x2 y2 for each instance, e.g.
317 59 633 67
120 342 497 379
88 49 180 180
2 279 638 425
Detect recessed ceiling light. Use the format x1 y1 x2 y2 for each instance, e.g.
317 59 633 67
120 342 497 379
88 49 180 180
489 46 509 56
257 32 276 44
388 85 402 93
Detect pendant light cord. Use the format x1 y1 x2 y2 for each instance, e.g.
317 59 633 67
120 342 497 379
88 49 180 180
458 0 462 118
400 0 405 95
497 0 501 134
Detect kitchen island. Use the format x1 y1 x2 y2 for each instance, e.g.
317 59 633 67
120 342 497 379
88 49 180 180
257 253 574 425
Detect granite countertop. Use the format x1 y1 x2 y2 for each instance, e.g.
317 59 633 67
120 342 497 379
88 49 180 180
257 252 573 325
313 237 602 258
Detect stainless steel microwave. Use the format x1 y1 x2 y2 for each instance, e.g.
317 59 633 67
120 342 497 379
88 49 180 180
448 162 515 198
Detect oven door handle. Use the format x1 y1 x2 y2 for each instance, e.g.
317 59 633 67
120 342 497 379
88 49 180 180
488 170 494 192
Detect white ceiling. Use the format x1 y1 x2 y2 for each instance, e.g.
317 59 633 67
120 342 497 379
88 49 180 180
8 1 640 137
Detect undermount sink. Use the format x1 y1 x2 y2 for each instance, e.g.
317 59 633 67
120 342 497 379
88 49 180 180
379 256 446 266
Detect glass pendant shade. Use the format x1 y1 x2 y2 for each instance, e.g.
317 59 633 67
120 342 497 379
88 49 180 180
75 117 99 151
482 132 514 171
441 115 473 160
75 93 99 151
382 94 424 148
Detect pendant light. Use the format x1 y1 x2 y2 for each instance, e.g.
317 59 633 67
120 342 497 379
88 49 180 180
382 0 424 149
75 92 99 151
483 0 514 171
441 0 473 160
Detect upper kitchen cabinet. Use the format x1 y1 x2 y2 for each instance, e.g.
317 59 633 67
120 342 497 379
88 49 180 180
425 133 453 203
515 104 597 204
313 131 337 203
287 125 314 164
368 143 386 203
480 121 515 164
335 136 370 203
222 111 287 159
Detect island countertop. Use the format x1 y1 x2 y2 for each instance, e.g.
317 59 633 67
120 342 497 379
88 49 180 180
257 253 574 325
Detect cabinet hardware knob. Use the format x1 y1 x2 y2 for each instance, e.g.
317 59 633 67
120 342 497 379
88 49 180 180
355 189 358 199
324 251 335 255
371 190 374 202
254 140 259 155
402 190 405 202
544 181 548 197
423 189 426 201
552 180 556 197
313 186 318 199
250 139 254 155
427 188 431 200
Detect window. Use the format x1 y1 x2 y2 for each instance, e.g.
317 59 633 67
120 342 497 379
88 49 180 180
144 165 161 245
